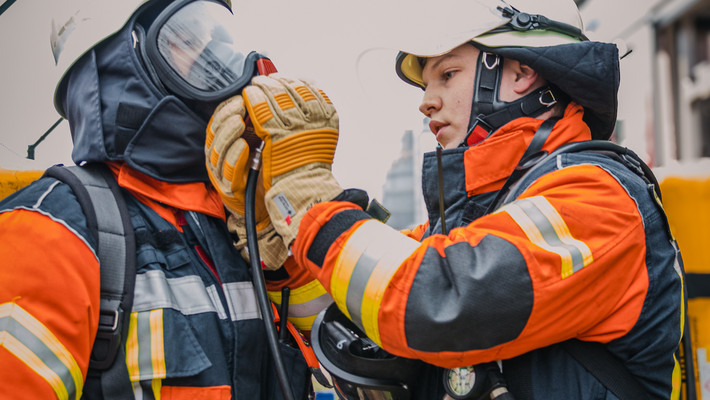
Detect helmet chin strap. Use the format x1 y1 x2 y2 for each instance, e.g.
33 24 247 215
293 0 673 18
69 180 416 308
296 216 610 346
463 50 566 147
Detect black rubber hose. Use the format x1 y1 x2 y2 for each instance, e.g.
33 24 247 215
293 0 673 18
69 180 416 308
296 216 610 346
245 163 297 400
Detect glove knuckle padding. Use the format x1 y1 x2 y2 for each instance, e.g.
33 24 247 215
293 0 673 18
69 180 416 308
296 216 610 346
242 74 343 247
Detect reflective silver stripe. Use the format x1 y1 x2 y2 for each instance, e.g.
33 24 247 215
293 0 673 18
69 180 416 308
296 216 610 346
206 284 228 320
223 282 261 321
345 241 381 329
133 270 258 321
33 180 60 208
132 270 217 315
333 220 420 345
269 279 333 319
136 312 154 379
497 196 592 278
0 302 82 400
287 292 333 318
126 310 165 386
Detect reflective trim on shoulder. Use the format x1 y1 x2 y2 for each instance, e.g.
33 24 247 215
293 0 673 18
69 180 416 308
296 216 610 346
0 302 83 400
332 220 420 345
495 196 593 278
33 180 61 208
132 270 260 321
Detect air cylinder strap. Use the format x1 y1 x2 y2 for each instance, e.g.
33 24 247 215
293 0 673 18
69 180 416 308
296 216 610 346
42 163 137 399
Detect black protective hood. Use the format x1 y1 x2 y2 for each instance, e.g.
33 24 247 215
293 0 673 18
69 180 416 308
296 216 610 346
59 10 211 183
477 41 620 140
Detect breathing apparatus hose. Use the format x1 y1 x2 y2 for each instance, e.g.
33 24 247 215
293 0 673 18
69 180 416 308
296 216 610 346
245 142 297 400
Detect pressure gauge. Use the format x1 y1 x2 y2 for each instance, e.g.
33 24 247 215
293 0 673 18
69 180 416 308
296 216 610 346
443 365 482 399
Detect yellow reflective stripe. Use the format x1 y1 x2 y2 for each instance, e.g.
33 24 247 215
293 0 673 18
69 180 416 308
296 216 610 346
333 220 420 345
268 279 332 320
127 309 165 395
269 279 326 305
2 333 68 400
285 315 319 332
527 196 593 267
149 309 166 379
671 353 681 400
359 230 420 345
671 242 685 339
0 302 82 399
126 312 140 381
331 223 371 321
152 378 163 400
497 196 592 279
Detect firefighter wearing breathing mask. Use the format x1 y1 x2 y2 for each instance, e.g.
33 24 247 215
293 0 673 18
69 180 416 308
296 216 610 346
0 0 327 398
206 0 686 398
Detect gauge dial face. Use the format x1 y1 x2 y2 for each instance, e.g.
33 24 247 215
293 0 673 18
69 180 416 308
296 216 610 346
444 366 477 398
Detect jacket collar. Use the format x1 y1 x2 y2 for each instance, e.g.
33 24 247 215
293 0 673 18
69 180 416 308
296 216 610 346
107 162 226 224
464 102 591 196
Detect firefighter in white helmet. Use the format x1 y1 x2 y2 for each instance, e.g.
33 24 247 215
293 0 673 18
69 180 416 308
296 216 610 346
0 0 327 398
206 0 686 398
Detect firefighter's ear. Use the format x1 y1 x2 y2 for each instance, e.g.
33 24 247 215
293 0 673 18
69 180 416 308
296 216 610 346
500 59 542 101
511 61 540 94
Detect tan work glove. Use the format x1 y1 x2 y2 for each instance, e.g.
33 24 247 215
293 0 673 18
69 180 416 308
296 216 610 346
243 74 343 247
205 95 288 270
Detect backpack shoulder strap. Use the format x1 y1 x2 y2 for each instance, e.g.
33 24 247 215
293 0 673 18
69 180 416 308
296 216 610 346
42 163 136 370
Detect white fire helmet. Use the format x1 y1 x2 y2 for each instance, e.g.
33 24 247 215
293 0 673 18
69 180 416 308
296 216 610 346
395 0 587 89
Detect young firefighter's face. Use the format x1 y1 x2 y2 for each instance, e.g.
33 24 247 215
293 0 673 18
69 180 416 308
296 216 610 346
419 44 479 149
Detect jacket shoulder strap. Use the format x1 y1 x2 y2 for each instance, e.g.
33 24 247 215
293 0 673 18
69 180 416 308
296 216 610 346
42 163 136 371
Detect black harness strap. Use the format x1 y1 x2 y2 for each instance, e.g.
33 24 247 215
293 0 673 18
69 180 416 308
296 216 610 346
562 340 647 400
485 117 560 214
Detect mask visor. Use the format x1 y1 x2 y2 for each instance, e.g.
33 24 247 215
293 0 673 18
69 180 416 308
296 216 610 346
149 0 260 101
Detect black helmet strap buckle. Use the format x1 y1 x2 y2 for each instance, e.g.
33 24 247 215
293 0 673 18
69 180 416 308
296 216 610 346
494 4 589 42
463 48 566 147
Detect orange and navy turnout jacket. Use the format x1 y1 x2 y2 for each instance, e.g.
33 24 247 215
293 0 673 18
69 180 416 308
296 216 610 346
292 103 685 399
0 162 310 399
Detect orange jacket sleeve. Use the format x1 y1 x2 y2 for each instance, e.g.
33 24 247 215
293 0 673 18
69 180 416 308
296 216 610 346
0 209 100 399
400 222 429 241
292 164 648 368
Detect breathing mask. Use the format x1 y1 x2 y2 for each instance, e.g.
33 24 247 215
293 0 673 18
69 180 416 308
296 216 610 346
138 0 275 105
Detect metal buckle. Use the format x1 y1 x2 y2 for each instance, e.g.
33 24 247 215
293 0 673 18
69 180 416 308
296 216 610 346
98 309 120 332
482 53 500 70
539 89 557 107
